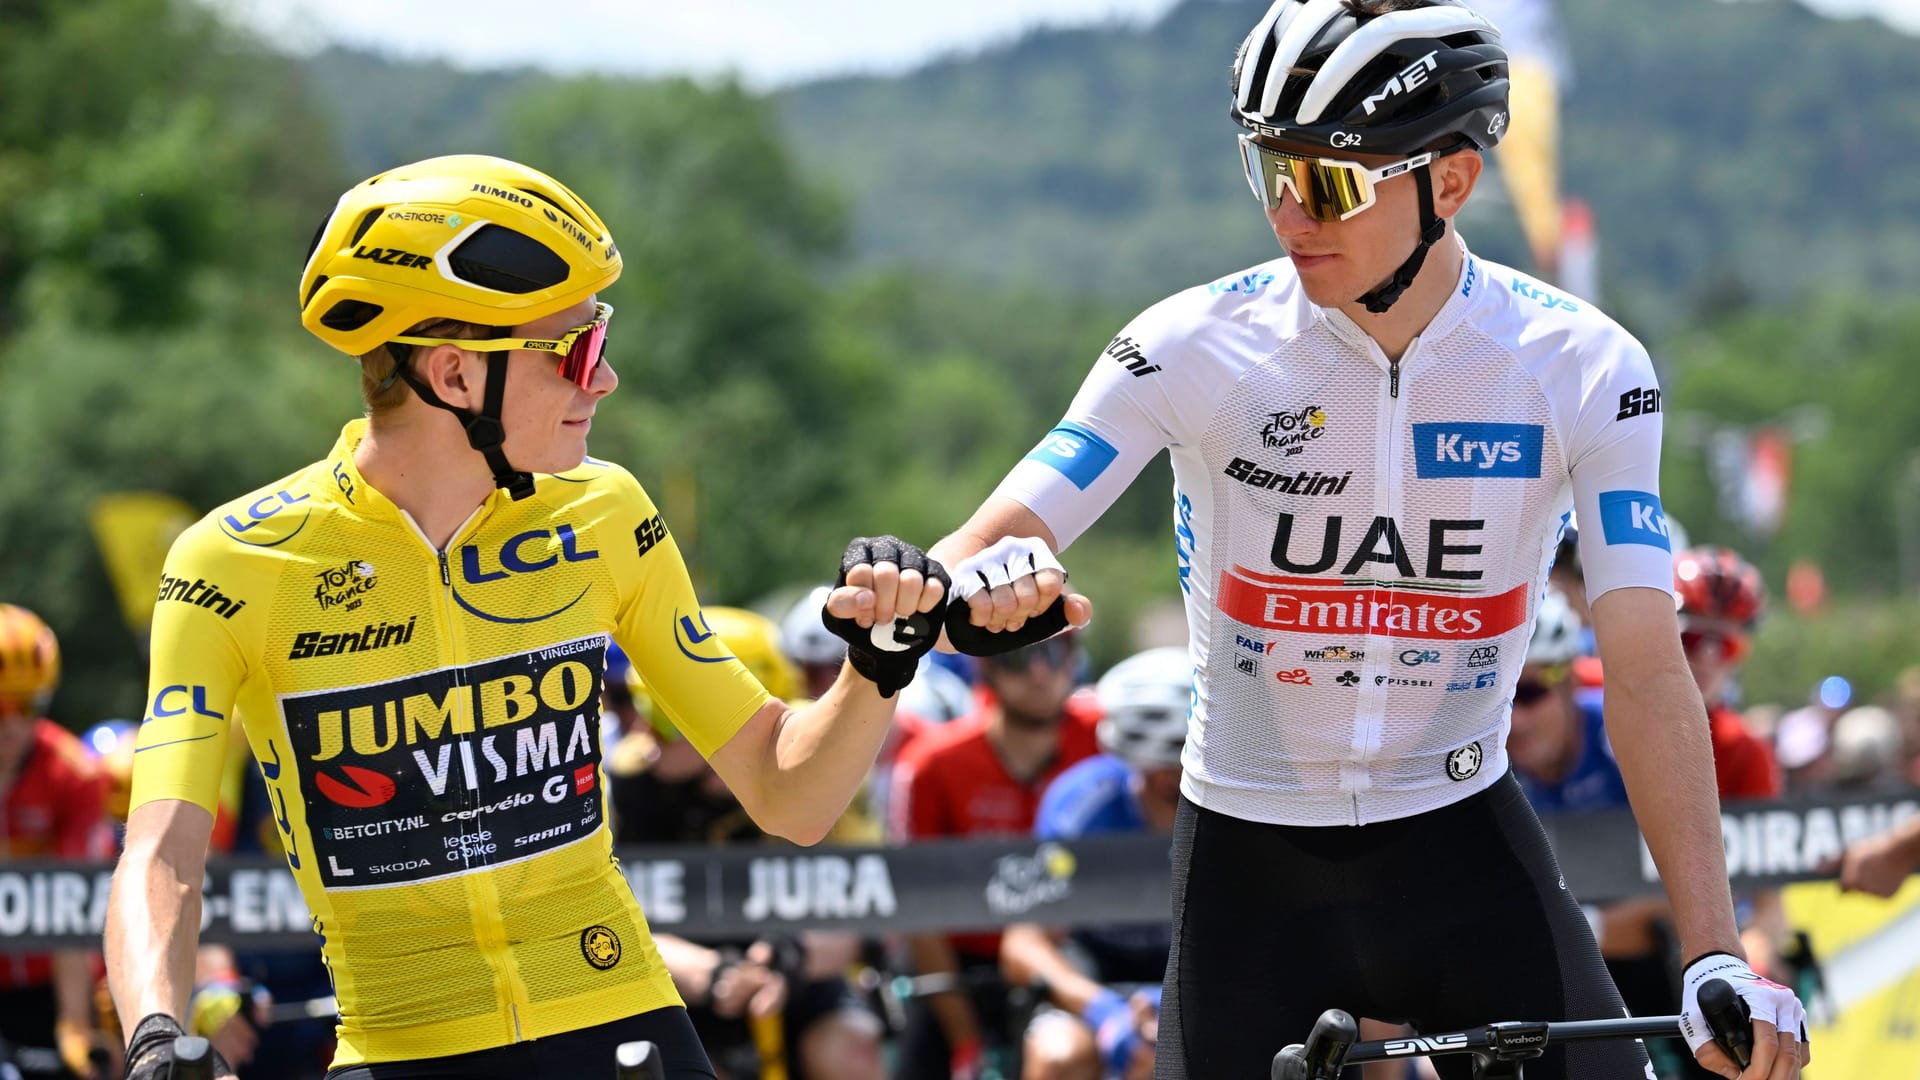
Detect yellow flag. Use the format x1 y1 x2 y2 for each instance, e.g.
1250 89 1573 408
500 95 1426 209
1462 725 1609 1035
88 492 198 640
1500 57 1564 276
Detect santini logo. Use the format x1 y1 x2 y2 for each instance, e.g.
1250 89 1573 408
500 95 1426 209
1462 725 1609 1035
1414 423 1543 479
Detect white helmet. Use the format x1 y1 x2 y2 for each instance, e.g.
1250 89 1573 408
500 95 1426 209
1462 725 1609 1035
779 585 845 667
1525 587 1583 666
1094 647 1193 770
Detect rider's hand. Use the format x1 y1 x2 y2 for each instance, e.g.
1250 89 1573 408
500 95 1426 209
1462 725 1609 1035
1084 986 1160 1077
821 536 949 697
189 977 270 1069
54 1017 99 1079
1834 828 1918 898
123 1014 237 1080
1680 953 1810 1079
945 536 1092 650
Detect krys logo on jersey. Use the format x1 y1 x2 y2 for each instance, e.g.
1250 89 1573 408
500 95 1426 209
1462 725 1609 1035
278 637 608 889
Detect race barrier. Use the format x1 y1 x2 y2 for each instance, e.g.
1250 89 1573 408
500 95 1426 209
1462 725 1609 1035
0 790 1912 950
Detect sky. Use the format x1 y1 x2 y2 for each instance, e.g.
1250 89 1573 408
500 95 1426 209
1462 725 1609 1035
218 0 1920 88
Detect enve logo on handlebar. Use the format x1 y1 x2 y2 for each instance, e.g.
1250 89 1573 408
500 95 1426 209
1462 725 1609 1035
1271 977 1755 1080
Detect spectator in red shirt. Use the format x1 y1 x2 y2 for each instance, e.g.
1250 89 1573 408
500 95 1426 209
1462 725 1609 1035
889 633 1100 1080
0 604 113 1079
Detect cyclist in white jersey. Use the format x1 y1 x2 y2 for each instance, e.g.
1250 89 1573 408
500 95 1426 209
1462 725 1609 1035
907 2 1809 1078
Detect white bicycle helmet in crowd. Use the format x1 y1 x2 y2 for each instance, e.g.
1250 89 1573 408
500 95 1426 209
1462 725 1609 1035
779 585 845 667
1095 647 1194 770
1524 588 1583 667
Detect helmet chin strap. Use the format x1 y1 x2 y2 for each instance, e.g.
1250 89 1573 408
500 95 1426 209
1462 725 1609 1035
388 340 538 501
1357 168 1447 315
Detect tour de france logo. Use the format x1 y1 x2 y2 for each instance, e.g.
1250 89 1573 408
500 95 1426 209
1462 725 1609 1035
580 925 622 970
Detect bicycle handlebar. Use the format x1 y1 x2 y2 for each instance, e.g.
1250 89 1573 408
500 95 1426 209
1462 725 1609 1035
1271 977 1754 1080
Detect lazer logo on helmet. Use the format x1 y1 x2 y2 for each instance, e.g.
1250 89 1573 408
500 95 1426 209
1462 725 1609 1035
352 246 431 270
1360 51 1439 116
1598 490 1671 550
1414 423 1543 479
471 184 533 208
280 638 607 887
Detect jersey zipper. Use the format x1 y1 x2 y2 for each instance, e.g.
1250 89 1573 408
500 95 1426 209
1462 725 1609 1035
418 509 533 1041
1350 343 1415 822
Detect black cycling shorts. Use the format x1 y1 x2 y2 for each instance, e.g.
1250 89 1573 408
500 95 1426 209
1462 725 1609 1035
323 1006 715 1080
1155 771 1653 1080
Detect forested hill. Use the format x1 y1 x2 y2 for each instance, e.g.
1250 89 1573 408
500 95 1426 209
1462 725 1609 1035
772 0 1920 329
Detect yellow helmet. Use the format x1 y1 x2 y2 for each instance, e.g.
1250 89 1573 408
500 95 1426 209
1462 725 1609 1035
299 155 622 357
701 607 802 703
0 603 60 704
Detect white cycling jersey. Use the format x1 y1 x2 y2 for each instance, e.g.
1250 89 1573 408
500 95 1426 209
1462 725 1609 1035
994 241 1675 826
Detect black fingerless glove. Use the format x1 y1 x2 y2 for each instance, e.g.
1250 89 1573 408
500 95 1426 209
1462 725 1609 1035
124 1013 236 1080
820 536 949 698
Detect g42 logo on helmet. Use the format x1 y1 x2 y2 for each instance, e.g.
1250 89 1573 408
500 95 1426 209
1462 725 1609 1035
1330 131 1364 149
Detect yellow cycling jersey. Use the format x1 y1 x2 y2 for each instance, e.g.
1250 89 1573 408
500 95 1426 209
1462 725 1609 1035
130 420 771 1066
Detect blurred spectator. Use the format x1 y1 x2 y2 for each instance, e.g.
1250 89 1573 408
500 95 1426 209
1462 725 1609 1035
889 634 1100 1080
1000 647 1187 1080
1893 665 1920 784
0 604 113 1079
1827 706 1905 791
1834 814 1920 898
1776 676 1852 792
606 607 884 1080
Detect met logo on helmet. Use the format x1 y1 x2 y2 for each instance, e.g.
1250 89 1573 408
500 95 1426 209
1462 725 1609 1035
1360 51 1439 116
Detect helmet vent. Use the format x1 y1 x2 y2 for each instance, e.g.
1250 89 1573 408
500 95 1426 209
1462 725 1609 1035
349 208 383 247
303 275 329 307
522 189 587 232
320 299 384 332
447 224 569 295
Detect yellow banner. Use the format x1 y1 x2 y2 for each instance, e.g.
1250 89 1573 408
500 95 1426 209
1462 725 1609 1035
1784 877 1920 1077
87 492 198 640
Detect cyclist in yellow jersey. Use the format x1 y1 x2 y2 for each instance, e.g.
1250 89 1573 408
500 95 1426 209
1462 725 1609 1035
102 156 951 1080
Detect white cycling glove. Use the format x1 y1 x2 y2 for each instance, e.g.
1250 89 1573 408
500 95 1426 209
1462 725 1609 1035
948 535 1066 601
945 536 1072 656
1679 951 1807 1056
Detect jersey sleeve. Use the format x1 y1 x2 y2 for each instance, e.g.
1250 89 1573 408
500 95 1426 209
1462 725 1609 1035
1564 331 1676 601
605 469 771 761
129 520 244 817
990 314 1190 551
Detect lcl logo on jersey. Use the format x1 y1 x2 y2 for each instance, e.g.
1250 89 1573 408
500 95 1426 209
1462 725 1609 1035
453 524 598 623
